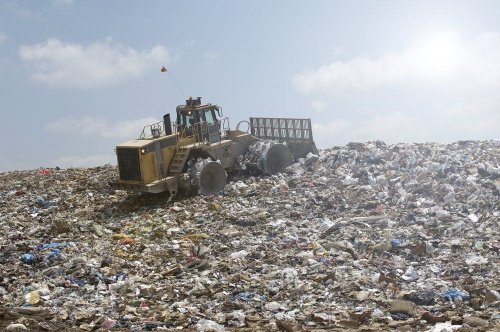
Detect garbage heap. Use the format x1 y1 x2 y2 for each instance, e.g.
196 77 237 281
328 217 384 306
0 140 498 331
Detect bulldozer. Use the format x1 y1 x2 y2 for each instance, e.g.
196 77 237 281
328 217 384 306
113 97 317 196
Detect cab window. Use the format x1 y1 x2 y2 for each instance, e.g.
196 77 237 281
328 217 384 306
204 109 216 124
177 111 195 134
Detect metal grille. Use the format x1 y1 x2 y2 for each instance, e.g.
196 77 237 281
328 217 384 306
117 148 141 181
250 117 313 142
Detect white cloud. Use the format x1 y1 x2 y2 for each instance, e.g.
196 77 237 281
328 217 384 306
0 32 7 45
203 51 220 65
310 100 328 112
19 38 170 88
312 120 351 148
312 105 500 147
51 154 115 168
293 31 500 144
45 117 159 139
294 32 500 93
3 1 43 20
183 40 195 48
52 0 74 5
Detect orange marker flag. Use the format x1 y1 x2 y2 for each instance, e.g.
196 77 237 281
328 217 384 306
161 66 167 72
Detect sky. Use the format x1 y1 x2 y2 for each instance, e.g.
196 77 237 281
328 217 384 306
1 0 499 171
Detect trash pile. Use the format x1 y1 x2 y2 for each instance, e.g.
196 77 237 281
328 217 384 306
0 140 498 331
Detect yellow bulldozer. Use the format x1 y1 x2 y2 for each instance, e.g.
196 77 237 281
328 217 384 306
113 97 317 196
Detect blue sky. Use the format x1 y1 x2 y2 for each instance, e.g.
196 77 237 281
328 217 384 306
1 0 499 171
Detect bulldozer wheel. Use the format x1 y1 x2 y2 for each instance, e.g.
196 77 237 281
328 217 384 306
198 161 226 195
265 143 293 174
187 157 227 195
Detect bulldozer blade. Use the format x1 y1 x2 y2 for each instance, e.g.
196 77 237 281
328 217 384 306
249 117 318 159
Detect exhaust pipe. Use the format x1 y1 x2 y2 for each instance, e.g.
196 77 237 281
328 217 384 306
163 113 172 135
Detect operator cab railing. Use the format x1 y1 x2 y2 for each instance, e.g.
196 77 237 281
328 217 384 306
139 121 165 139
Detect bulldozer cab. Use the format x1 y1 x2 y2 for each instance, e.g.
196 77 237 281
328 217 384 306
176 97 222 144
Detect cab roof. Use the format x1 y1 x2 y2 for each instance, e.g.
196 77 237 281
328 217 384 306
176 97 218 114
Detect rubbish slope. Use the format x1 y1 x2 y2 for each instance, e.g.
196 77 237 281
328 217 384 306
0 140 498 331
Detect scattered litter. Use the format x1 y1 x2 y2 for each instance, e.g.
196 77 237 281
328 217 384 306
0 141 498 330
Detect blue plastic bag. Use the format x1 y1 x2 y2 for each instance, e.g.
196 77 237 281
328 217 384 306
443 288 469 300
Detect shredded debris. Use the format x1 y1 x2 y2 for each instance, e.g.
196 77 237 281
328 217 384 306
0 140 498 330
